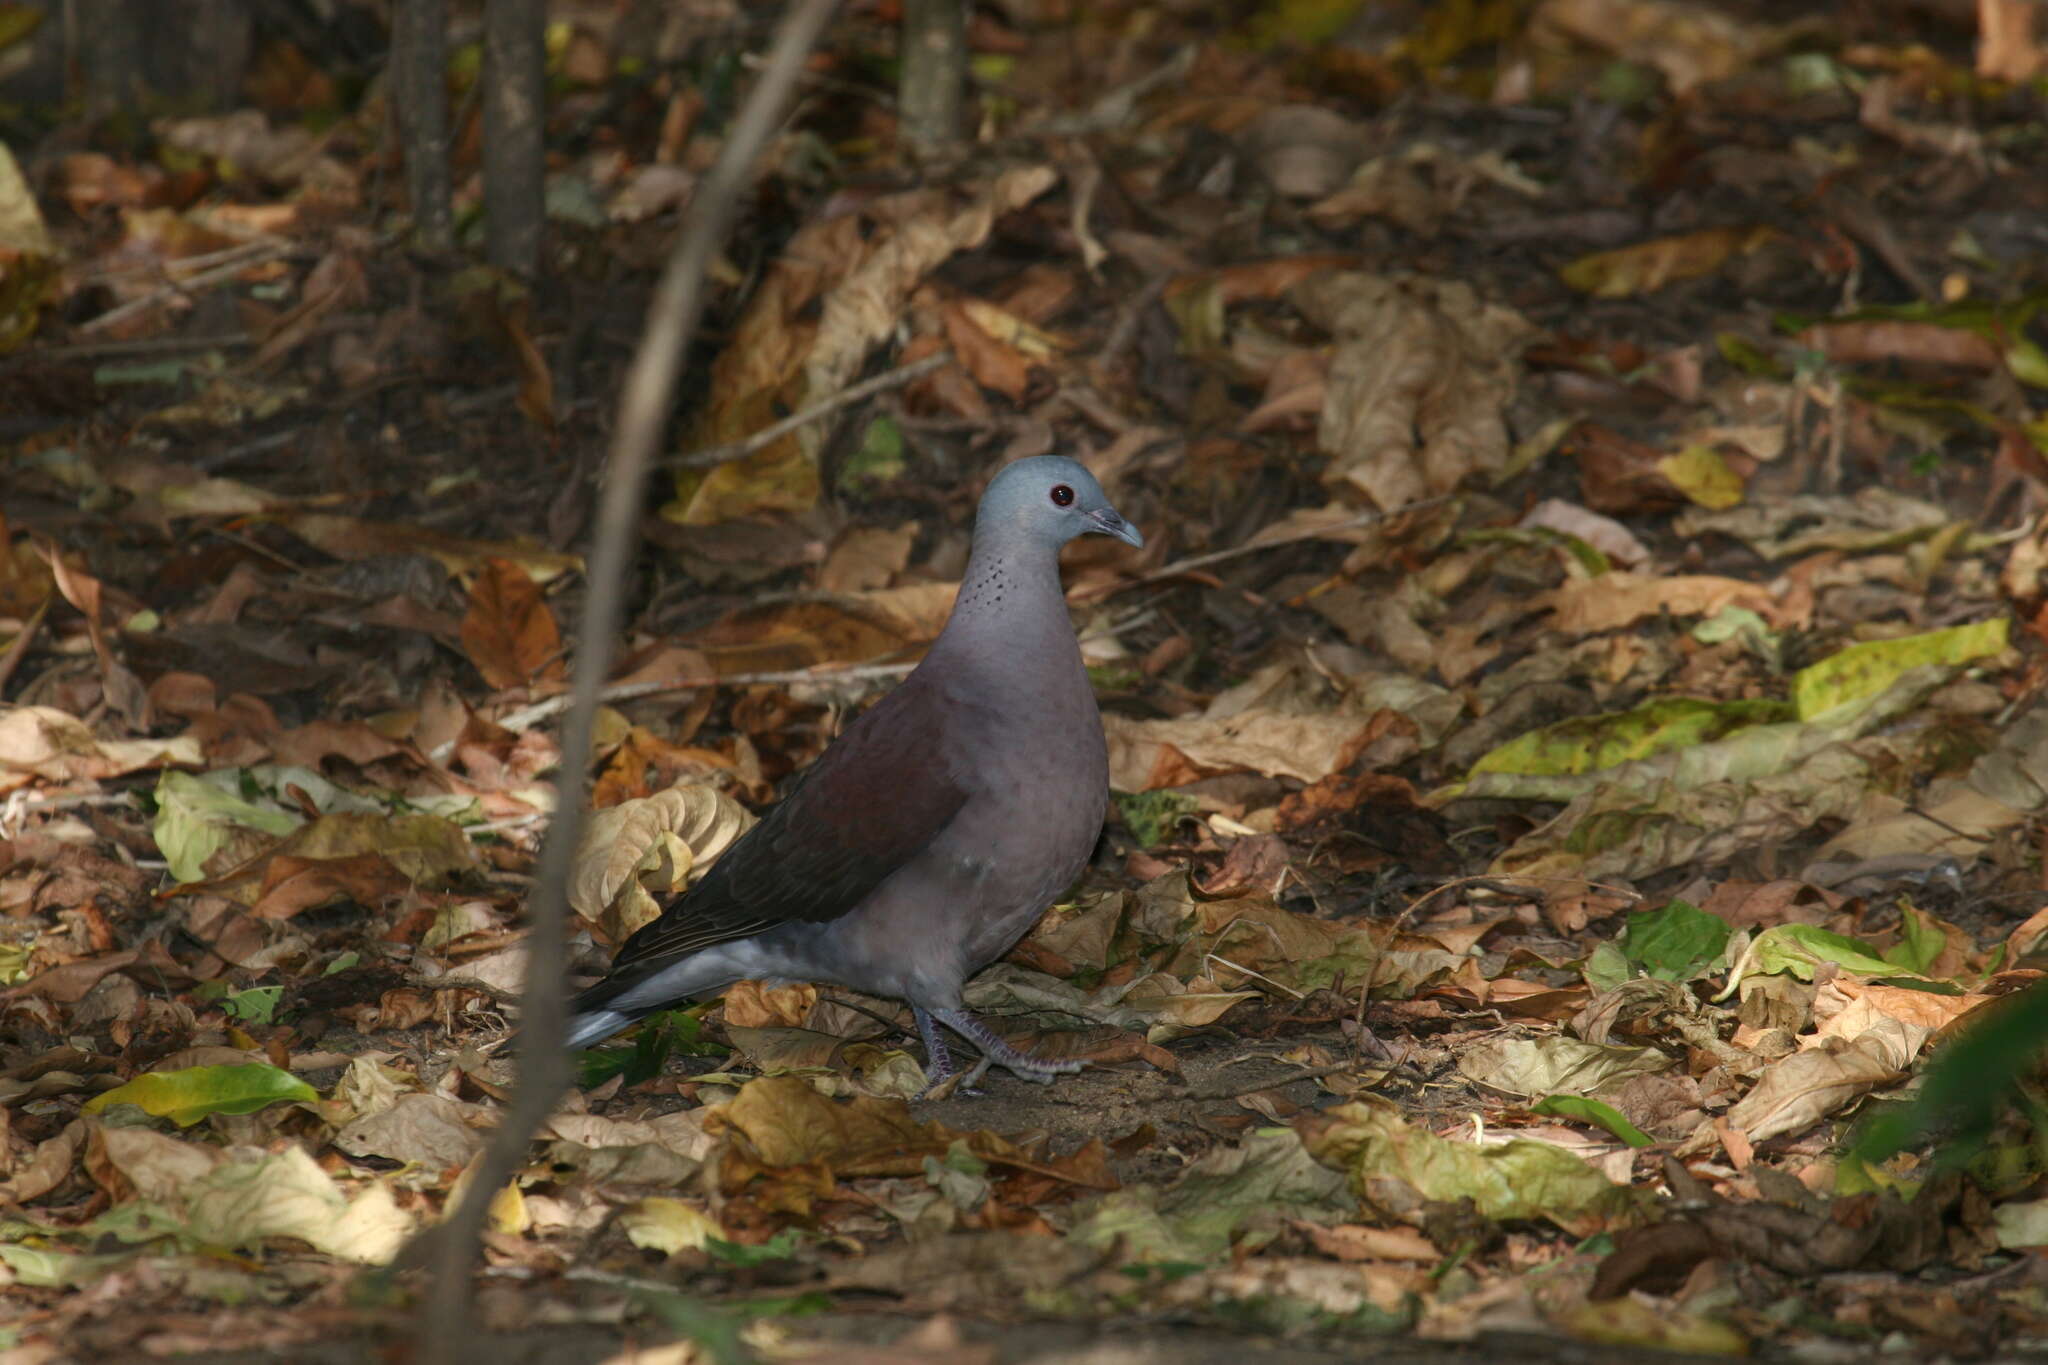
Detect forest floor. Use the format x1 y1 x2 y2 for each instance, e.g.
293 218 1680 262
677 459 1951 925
6 1 2048 1361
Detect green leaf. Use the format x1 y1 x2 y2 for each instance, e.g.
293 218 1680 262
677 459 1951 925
1792 618 2008 720
840 415 905 490
1583 940 1631 992
222 985 284 1025
1617 901 1731 983
1069 1129 1355 1264
1468 697 1793 778
706 1229 804 1267
1749 924 1898 982
1530 1094 1654 1148
577 1007 726 1088
151 770 300 883
1885 903 1947 976
83 1063 318 1128
1717 332 1787 378
1115 789 1201 849
1844 983 2048 1181
1301 1098 1650 1235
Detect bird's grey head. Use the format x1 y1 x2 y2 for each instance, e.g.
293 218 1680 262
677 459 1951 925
975 456 1144 552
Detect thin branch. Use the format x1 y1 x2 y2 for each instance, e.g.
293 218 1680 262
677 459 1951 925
663 349 951 470
408 2 842 1357
1081 495 1458 601
76 242 294 336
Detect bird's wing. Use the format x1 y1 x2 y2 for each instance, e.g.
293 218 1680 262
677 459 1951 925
601 675 969 974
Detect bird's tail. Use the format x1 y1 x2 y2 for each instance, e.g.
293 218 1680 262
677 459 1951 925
561 954 733 1051
564 1004 637 1051
563 973 650 1051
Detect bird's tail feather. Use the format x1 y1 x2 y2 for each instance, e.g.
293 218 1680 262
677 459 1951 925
562 953 736 1051
564 1005 637 1051
562 971 652 1050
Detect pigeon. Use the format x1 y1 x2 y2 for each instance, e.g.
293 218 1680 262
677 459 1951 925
563 456 1144 1085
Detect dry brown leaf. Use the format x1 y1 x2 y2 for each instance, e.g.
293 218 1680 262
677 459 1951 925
939 297 1033 400
1535 0 1766 95
274 513 580 582
0 705 201 794
334 1092 491 1172
1542 572 1786 634
1979 0 2046 79
722 980 820 1029
688 583 957 675
1240 347 1330 433
1720 1015 1930 1146
460 557 564 690
706 1075 1115 1188
1295 272 1534 509
807 168 1057 403
819 524 919 594
1798 321 2004 374
1559 226 1778 297
1298 1221 1440 1262
1519 499 1651 567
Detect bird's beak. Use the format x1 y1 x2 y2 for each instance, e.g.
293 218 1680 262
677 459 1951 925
1089 508 1145 549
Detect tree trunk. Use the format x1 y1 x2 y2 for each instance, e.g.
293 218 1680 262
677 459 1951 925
899 0 966 160
391 0 453 251
483 0 545 274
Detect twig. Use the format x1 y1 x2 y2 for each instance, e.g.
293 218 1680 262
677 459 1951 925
664 350 952 470
409 2 842 1358
77 241 295 336
1189 1060 1366 1101
404 971 525 1006
1203 952 1305 1000
82 238 286 284
1081 495 1457 600
0 783 132 840
0 333 255 369
0 597 50 701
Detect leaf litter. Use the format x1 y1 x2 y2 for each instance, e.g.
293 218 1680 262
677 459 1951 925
4 2 2048 1361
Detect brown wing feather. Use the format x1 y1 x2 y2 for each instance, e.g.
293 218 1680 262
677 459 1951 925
601 676 968 976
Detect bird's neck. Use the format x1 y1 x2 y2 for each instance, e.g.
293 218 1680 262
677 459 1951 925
929 533 1076 670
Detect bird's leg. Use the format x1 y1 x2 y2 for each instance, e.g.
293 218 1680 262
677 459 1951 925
914 1007 991 1097
928 1008 1084 1084
914 1006 956 1082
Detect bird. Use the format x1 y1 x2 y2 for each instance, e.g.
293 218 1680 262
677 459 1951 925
563 455 1144 1086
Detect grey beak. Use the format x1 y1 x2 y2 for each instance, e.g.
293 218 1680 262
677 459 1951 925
1090 507 1145 549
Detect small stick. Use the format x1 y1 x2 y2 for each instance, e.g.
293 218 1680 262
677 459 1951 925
663 350 951 470
1080 495 1457 601
77 243 295 336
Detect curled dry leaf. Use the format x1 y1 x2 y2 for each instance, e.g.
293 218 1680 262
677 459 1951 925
1718 1014 1931 1146
1235 104 1368 199
0 705 201 794
1518 498 1651 567
570 783 757 941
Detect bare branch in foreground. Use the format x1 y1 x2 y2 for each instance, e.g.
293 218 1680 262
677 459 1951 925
409 2 843 1357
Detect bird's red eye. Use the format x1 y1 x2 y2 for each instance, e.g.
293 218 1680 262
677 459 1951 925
1050 484 1074 507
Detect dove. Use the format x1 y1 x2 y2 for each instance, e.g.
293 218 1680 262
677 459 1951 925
563 456 1143 1085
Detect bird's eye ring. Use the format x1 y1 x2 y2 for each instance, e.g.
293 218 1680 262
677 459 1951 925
1049 484 1075 507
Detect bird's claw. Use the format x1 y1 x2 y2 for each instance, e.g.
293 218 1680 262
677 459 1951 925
914 1006 1084 1091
